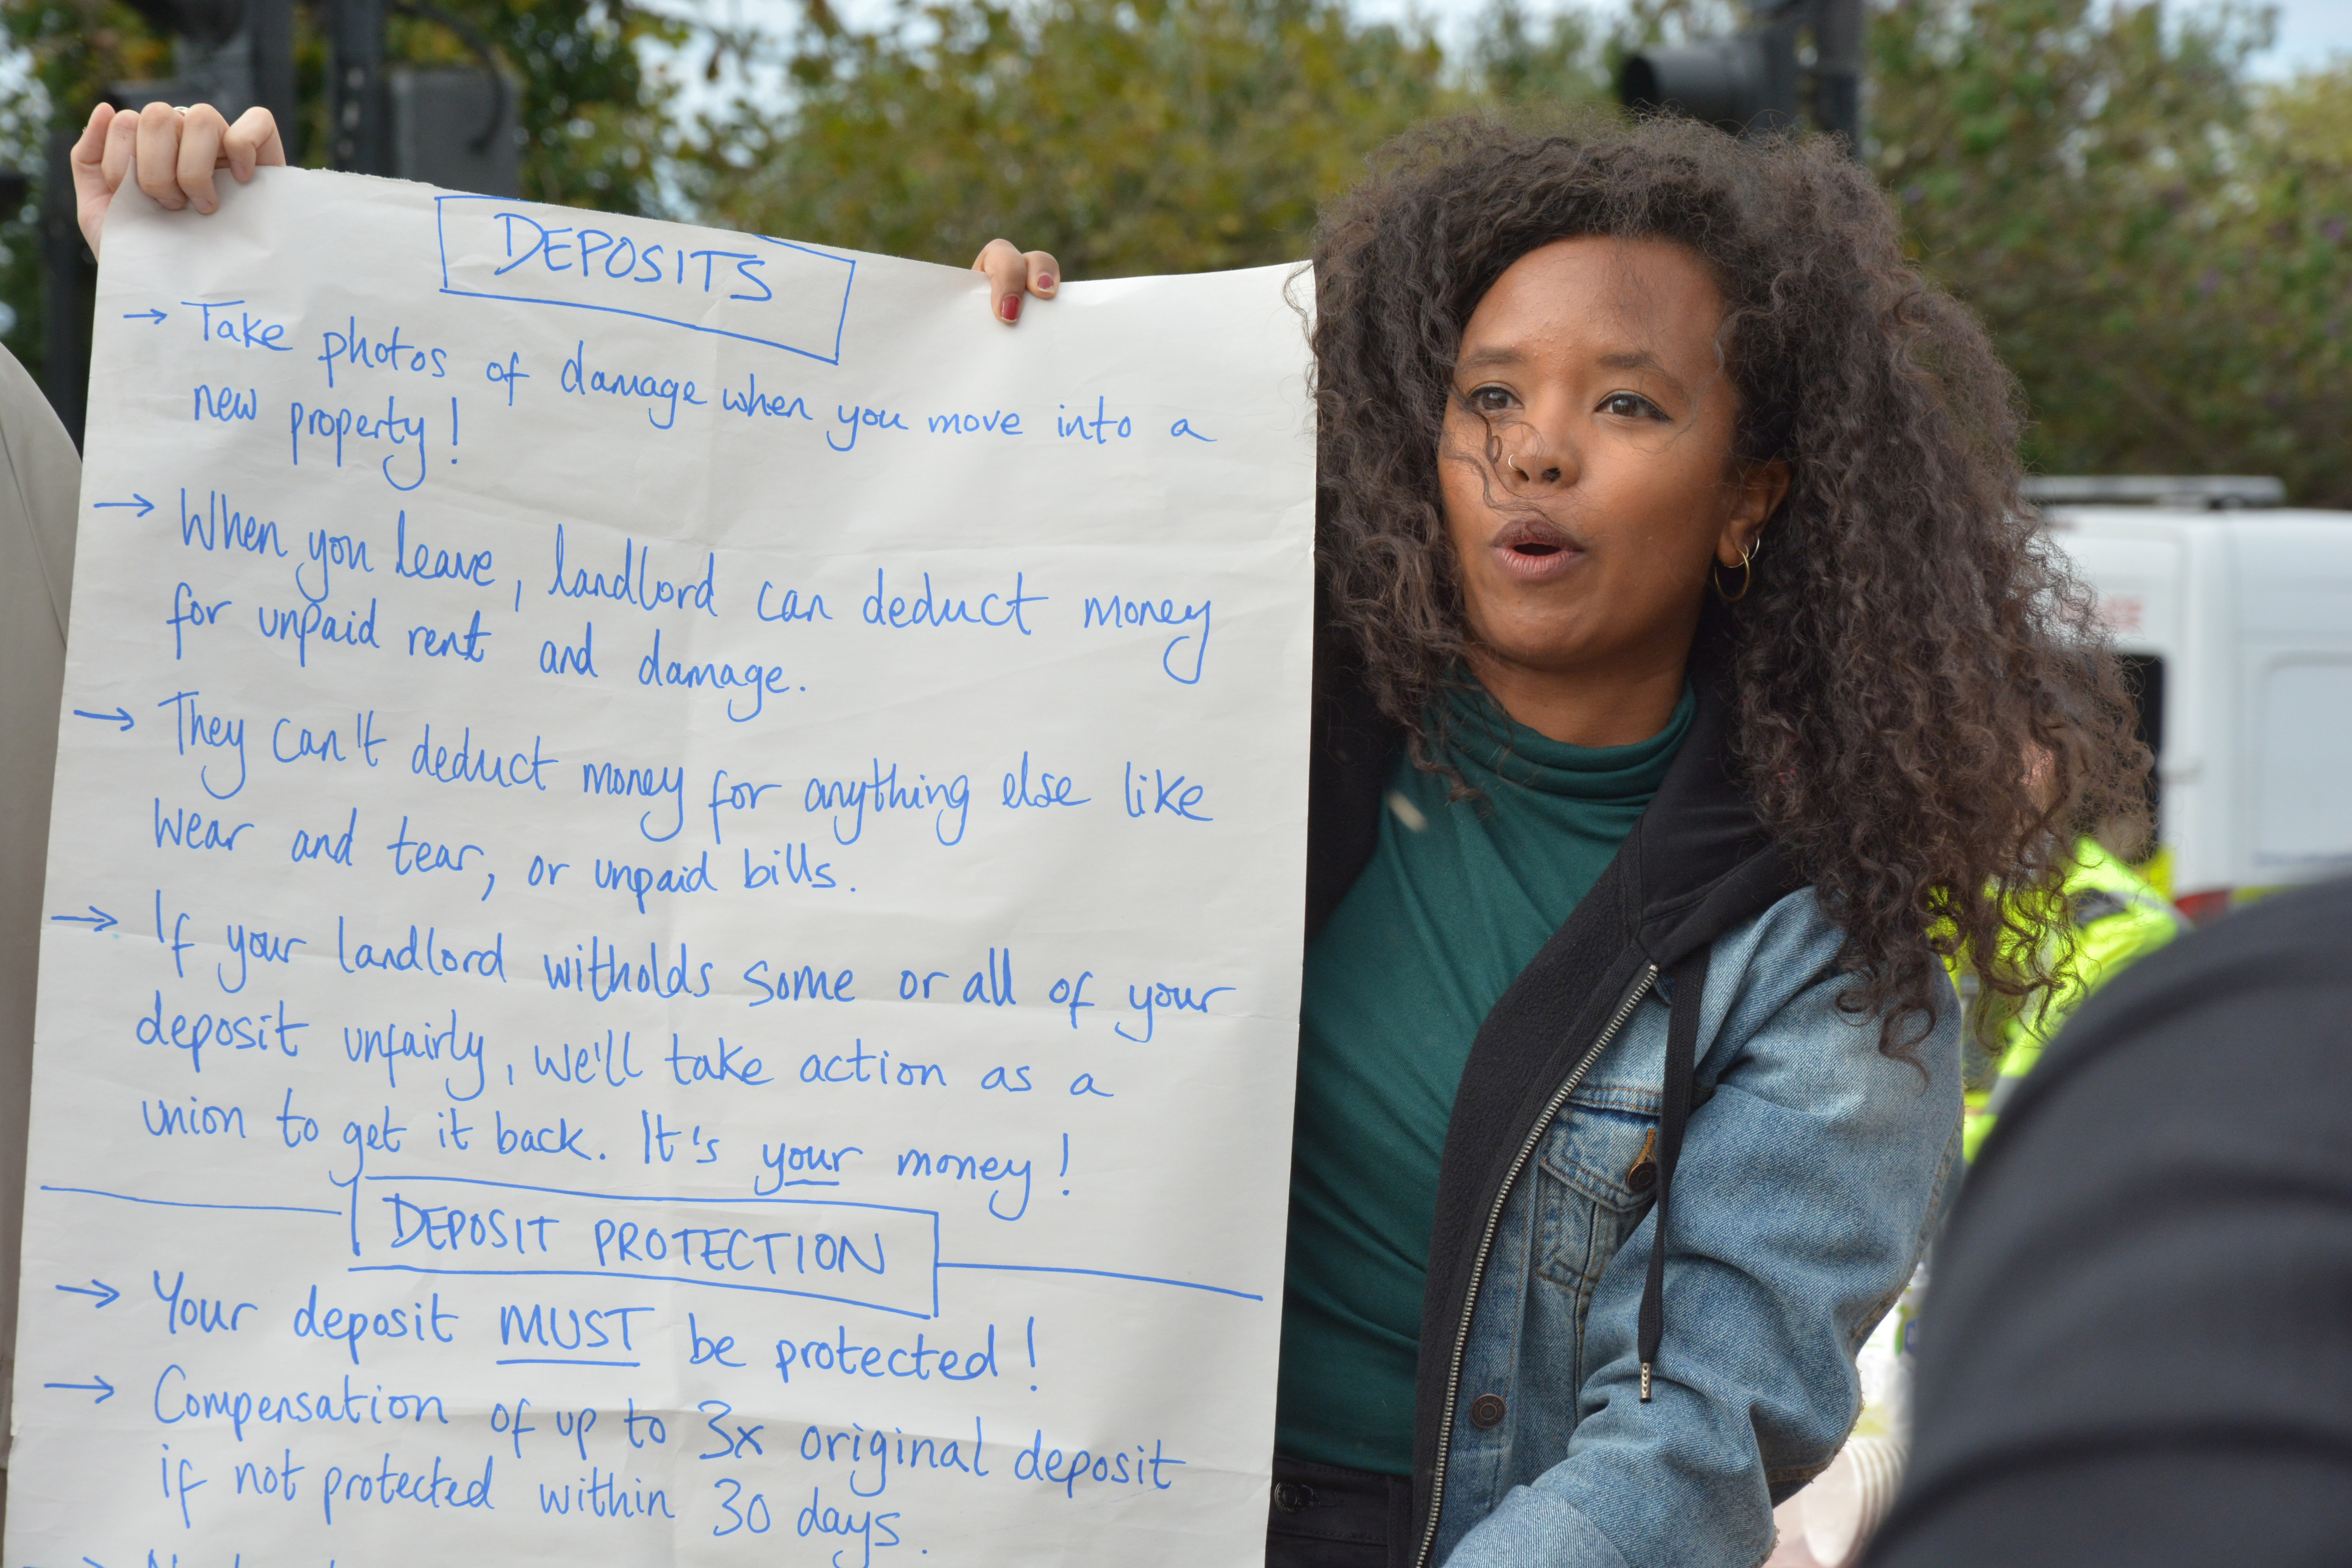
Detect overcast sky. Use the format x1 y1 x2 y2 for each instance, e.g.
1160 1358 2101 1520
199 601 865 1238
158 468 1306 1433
1368 0 2348 78
679 0 2348 84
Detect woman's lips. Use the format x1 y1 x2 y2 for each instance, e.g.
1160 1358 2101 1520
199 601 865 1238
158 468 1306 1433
1489 517 1588 584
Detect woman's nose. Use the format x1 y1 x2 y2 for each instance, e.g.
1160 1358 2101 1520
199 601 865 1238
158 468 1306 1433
1507 450 1564 485
1503 429 1572 487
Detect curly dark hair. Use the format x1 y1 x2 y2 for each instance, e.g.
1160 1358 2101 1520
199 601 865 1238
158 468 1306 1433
1310 112 2150 1050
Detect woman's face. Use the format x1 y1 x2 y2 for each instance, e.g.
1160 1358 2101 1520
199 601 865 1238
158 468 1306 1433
1440 236 1785 702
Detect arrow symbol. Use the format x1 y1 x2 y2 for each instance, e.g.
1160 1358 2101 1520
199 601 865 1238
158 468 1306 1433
48 907 118 935
43 1375 114 1403
71 707 134 731
122 308 167 325
91 494 154 518
55 1278 119 1308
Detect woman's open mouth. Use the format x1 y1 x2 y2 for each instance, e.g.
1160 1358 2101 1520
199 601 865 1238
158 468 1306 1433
1489 517 1588 584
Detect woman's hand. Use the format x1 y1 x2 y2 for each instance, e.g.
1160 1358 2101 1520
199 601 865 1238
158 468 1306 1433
72 102 287 260
970 239 1061 324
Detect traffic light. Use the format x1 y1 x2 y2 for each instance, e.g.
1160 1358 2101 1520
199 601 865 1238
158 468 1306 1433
1618 0 1863 152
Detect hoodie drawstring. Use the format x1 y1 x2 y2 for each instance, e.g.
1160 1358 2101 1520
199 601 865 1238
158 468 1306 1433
1639 947 1710 1402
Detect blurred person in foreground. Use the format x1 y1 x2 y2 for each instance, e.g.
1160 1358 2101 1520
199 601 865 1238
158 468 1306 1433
0 98 276 1486
1866 873 2352 1568
0 223 83 1501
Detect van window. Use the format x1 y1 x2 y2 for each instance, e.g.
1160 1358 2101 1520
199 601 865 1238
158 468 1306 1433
2254 659 2352 869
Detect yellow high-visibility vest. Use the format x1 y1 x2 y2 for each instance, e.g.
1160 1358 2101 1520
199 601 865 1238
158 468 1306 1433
1958 840 2183 1162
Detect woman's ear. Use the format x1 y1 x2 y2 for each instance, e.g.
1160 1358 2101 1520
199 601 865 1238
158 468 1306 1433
1717 458 1790 566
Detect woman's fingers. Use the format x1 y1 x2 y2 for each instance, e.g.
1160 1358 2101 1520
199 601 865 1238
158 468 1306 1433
970 238 1063 325
134 102 191 209
1023 250 1061 299
971 239 1027 323
223 106 287 181
69 102 283 258
175 103 232 214
70 103 119 257
100 103 140 198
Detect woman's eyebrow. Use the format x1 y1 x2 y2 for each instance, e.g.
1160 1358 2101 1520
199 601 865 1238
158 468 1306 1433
1596 348 1689 399
1457 345 1526 373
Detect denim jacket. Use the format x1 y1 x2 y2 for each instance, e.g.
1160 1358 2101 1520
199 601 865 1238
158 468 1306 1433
1432 889 1961 1567
1304 630 1962 1568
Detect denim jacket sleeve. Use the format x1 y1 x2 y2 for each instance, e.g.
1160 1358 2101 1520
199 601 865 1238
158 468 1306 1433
1441 893 1963 1568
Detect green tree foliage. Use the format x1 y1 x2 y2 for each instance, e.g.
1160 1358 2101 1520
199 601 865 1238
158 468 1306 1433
682 0 1461 276
387 0 681 210
684 0 2348 502
0 0 679 385
1872 0 2352 505
3 0 2346 499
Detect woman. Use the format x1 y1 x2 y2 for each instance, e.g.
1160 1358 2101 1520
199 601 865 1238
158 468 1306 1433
979 117 2144 1568
85 105 2145 1568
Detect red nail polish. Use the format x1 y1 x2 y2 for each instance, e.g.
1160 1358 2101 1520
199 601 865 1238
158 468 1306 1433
1000 295 1022 322
1036 275 1055 292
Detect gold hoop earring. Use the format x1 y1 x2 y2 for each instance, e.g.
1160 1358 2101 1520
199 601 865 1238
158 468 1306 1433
1713 543 1755 603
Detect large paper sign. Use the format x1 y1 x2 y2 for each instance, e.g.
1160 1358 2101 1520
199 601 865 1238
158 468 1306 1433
11 168 1313 1566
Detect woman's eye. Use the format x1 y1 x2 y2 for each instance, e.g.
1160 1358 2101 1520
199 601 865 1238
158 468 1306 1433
1467 385 1515 413
1601 392 1665 420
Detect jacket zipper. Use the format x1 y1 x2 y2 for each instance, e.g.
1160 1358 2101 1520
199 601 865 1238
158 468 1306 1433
1412 961 1661 1568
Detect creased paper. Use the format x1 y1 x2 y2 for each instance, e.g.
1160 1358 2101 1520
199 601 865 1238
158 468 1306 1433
9 166 1314 1566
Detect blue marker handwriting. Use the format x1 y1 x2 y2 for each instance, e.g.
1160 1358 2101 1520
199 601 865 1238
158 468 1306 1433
343 1010 488 1100
187 299 291 351
289 396 431 490
486 351 529 405
927 408 1022 435
395 510 494 585
862 569 1042 636
1057 397 1132 443
1123 763 1212 822
756 582 830 624
318 316 448 388
412 722 559 791
493 213 774 302
637 630 799 723
595 849 715 914
561 339 706 430
721 375 811 420
193 383 258 421
178 487 287 557
385 815 484 876
1113 980 1236 1044
1082 592 1213 684
547 523 715 615
161 688 247 800
336 917 506 981
541 938 714 1002
1002 753 1087 809
272 709 386 767
168 581 233 660
828 403 906 452
806 761 971 847
256 595 380 666
708 769 779 844
581 759 687 842
297 527 374 603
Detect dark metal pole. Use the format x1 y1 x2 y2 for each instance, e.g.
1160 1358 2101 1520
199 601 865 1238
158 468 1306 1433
330 0 390 173
38 127 93 447
250 0 297 146
1813 0 1864 154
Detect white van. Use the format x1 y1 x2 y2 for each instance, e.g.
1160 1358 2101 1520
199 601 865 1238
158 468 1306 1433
2033 477 2352 920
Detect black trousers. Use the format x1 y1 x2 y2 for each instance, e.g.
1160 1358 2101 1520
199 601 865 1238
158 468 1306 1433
1265 1456 1416 1568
